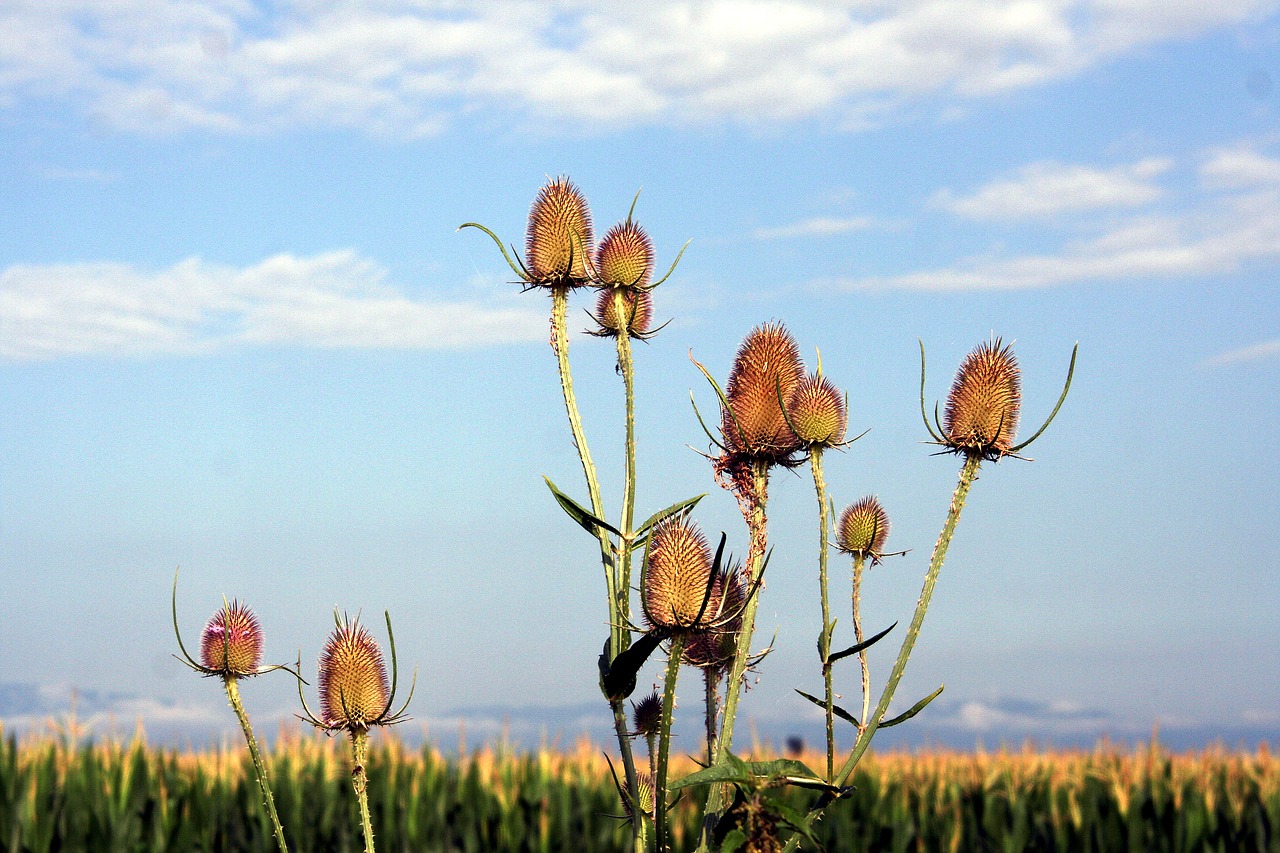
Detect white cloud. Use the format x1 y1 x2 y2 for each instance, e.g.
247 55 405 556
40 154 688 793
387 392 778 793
1200 146 1280 189
1203 339 1280 366
930 158 1173 220
753 216 872 240
0 251 547 360
1 1 1276 135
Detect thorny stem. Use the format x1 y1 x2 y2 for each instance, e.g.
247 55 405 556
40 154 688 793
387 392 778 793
704 668 721 768
224 677 289 853
655 635 687 853
810 449 836 781
852 553 870 737
700 460 770 845
349 728 375 853
783 454 983 852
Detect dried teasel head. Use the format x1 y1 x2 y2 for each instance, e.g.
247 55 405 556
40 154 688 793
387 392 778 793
722 323 805 464
836 496 890 558
642 514 716 632
591 287 654 339
631 691 662 739
594 220 654 289
318 615 391 731
525 176 593 286
681 563 747 672
785 373 847 448
199 601 264 677
943 339 1021 459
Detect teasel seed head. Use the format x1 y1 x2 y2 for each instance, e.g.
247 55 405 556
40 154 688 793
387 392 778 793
944 339 1021 459
525 176 593 286
682 564 747 672
591 287 654 339
642 514 716 632
631 691 663 739
318 616 390 731
836 496 891 558
622 773 657 819
199 601 263 677
594 220 653 289
785 373 847 448
722 322 805 463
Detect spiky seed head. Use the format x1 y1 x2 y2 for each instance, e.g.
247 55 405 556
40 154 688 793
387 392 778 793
836 496 891 557
622 773 657 819
199 601 263 676
593 287 653 338
786 373 847 447
631 691 662 738
723 322 805 461
682 565 746 671
525 177 593 285
944 339 1021 458
725 792 783 853
318 618 390 731
642 515 715 632
594 220 653 288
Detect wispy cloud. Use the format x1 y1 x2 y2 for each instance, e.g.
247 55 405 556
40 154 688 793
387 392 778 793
1 1 1276 136
929 158 1172 220
0 251 546 361
1203 339 1280 366
753 216 872 240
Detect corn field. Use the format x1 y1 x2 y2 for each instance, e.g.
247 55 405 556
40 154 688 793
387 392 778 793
2 728 1275 852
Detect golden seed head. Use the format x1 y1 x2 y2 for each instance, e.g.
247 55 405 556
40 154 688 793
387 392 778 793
525 176 594 285
594 220 654 288
642 515 715 632
944 339 1021 457
723 322 805 461
681 565 746 672
593 287 653 337
318 618 390 730
199 601 263 676
631 691 662 738
785 373 847 447
836 496 890 556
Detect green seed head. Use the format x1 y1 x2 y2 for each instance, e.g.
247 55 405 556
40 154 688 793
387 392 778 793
199 601 263 677
318 617 390 731
594 220 653 288
786 373 847 447
525 177 593 285
944 339 1021 458
723 322 805 462
593 287 653 338
836 496 890 557
642 515 715 632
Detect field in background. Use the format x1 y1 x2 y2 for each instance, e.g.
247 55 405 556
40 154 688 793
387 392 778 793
2 724 1276 851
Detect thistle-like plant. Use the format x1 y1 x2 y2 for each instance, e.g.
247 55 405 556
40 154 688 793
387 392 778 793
171 570 298 853
298 611 414 853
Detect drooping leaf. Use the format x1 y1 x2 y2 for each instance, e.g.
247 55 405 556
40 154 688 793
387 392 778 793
601 632 664 701
828 621 898 665
543 476 621 539
879 684 945 728
794 689 860 728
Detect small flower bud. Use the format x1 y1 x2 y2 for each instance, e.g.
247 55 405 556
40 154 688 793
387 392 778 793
786 373 847 447
631 691 662 739
836 496 890 557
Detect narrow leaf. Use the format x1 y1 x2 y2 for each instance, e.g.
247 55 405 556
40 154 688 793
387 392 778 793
879 684 945 728
602 632 664 701
543 476 622 538
828 621 898 664
794 689 860 728
635 493 706 539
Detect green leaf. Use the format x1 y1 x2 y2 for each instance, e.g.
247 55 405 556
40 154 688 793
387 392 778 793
794 689 860 728
543 476 621 539
718 829 747 853
634 493 706 540
828 621 898 665
601 633 664 701
879 684 944 728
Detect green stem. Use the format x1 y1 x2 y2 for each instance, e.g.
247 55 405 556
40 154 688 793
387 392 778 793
782 454 983 852
349 728 375 853
700 461 770 843
809 449 835 781
224 676 289 853
704 668 720 768
852 553 870 737
655 635 687 853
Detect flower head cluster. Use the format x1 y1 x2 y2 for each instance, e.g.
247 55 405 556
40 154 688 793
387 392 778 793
943 339 1021 459
524 177 594 288
199 601 264 677
299 612 414 734
835 496 891 560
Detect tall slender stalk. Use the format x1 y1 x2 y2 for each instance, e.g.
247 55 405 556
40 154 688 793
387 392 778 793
704 669 720 768
808 449 836 781
851 552 870 734
223 676 289 853
349 729 374 853
655 635 687 853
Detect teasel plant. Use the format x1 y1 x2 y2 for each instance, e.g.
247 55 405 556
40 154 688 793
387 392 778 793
777 337 1078 851
171 570 300 853
297 611 415 853
462 179 692 851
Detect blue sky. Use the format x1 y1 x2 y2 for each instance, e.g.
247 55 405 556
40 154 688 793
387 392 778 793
1 1 1278 751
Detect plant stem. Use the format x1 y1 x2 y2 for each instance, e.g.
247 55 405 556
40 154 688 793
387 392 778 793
809 449 836 781
614 290 639 604
223 676 289 853
852 553 870 736
655 635 686 853
349 729 375 853
704 668 720 768
700 460 770 843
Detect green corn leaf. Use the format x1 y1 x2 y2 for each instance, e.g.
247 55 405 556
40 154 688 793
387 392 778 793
828 621 898 665
543 476 622 538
